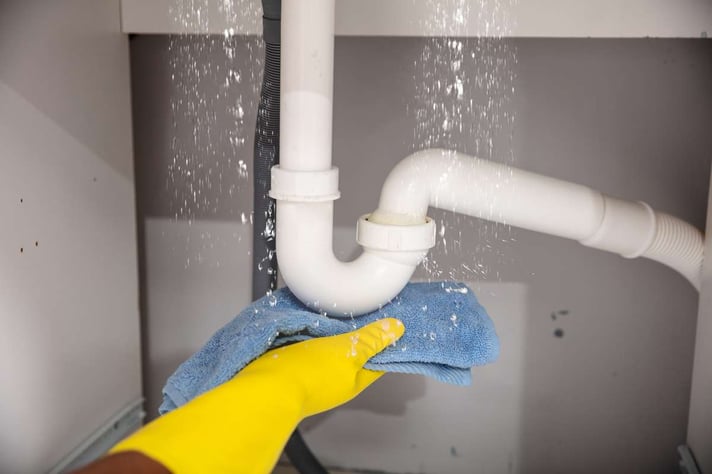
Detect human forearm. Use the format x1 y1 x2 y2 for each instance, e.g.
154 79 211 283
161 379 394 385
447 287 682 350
110 374 302 474
105 319 403 473
72 452 170 474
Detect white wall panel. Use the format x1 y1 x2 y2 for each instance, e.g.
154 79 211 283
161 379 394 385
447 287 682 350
141 218 253 417
0 1 141 472
688 169 712 472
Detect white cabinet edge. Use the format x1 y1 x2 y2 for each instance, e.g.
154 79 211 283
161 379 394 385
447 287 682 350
686 168 712 472
122 0 712 38
48 400 145 474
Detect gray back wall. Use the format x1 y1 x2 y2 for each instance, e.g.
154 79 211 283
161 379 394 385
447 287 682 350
130 36 712 472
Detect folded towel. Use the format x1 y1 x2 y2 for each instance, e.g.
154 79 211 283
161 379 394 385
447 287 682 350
160 281 499 415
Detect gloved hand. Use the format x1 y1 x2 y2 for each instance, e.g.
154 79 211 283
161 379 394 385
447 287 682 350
110 318 405 474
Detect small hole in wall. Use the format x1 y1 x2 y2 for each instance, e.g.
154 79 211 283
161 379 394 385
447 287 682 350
20 198 23 203
35 241 39 247
554 328 565 338
20 247 24 254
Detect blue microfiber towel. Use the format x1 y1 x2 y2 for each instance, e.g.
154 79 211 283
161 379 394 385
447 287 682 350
160 281 499 415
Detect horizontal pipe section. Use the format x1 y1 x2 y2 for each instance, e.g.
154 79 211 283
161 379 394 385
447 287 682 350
372 148 702 290
371 149 606 241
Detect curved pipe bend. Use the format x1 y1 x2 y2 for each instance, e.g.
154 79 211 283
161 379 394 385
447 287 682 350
372 148 703 291
276 200 427 317
370 149 607 240
275 0 701 317
276 149 702 317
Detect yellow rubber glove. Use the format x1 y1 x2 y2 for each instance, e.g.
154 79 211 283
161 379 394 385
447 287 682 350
110 318 405 474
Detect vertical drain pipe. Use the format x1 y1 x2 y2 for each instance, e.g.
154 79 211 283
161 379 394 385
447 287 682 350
253 1 328 473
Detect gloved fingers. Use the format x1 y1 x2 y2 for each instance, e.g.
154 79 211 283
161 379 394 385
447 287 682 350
350 318 405 367
235 318 405 420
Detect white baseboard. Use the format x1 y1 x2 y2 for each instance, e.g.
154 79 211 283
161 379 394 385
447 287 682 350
48 399 145 474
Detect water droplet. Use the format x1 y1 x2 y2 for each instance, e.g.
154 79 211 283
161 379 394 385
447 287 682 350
410 1 517 283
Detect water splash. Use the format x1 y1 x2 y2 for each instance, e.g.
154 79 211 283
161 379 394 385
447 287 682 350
166 1 263 268
267 290 278 307
348 333 360 357
410 0 518 284
167 35 259 221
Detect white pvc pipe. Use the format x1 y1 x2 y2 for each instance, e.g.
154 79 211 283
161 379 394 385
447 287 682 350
275 146 702 316
274 1 702 316
281 0 335 172
277 0 432 316
277 0 427 316
371 149 606 241
276 200 427 316
371 149 703 290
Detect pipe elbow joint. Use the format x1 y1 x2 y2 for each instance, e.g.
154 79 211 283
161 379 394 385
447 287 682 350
278 245 426 317
372 149 459 223
275 199 435 317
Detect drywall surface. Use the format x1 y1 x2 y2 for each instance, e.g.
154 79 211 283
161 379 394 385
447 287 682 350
121 0 712 38
140 218 253 418
130 36 712 472
688 168 712 472
0 1 142 472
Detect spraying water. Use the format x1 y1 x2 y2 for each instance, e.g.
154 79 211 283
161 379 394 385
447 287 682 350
411 0 518 287
166 1 262 268
163 0 518 282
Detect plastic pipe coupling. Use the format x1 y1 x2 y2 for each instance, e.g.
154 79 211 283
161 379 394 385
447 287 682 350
357 215 436 260
270 165 341 202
